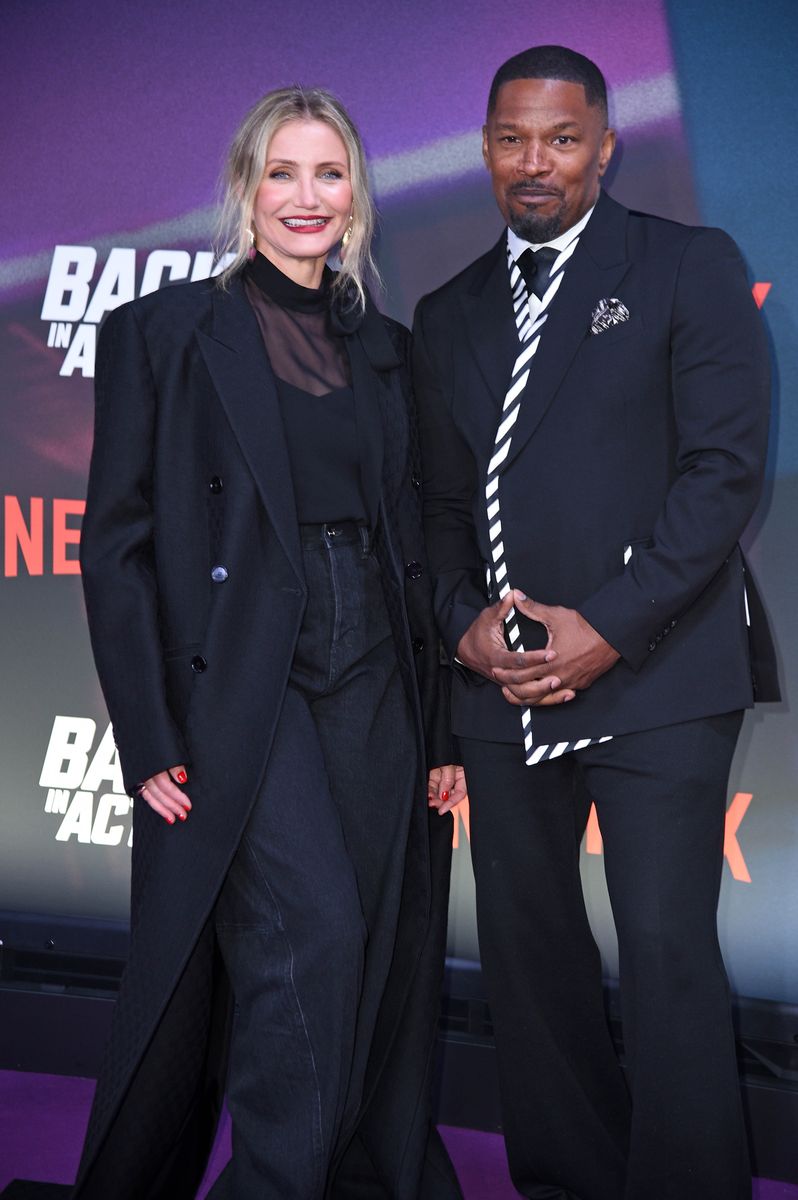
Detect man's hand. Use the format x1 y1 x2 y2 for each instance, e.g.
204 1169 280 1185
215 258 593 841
456 593 575 707
493 592 619 705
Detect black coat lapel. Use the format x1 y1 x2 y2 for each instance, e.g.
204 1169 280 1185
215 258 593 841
503 192 631 471
346 298 394 530
196 276 303 582
457 237 519 457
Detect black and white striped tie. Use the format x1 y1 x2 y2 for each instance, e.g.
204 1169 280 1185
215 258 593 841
487 243 610 765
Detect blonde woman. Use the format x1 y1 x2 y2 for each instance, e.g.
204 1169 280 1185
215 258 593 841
74 87 464 1200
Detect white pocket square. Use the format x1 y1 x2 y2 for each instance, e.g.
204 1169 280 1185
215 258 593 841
590 297 630 334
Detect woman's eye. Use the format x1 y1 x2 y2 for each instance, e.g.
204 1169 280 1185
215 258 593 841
321 170 343 180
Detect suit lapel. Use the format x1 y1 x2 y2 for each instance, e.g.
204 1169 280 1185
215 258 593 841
503 192 631 471
196 276 303 582
457 237 519 458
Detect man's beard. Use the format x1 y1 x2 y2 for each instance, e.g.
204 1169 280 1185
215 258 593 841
508 202 566 243
506 186 567 243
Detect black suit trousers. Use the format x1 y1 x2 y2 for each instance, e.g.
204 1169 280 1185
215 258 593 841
459 711 748 1200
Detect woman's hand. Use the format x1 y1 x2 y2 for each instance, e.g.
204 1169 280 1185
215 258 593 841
428 764 468 816
137 765 191 825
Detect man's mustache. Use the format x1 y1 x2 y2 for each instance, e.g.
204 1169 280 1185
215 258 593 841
508 181 565 199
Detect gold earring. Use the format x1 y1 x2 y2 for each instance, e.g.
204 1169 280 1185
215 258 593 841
341 213 354 248
247 225 256 260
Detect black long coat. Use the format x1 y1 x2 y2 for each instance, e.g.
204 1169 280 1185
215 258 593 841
74 273 459 1199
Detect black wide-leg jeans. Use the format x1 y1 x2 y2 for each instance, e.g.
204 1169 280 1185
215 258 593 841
460 711 747 1200
207 524 417 1200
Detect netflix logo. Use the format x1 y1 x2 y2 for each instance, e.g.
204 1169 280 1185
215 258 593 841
3 495 84 577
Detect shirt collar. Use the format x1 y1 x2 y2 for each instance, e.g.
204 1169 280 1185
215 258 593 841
506 201 596 263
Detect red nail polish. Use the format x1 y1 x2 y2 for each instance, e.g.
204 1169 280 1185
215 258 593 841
167 815 175 825
178 811 187 821
175 770 187 784
441 790 450 802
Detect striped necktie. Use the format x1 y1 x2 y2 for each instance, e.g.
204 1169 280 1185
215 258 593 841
486 241 610 765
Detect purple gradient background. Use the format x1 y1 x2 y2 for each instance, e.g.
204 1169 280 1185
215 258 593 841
3 0 794 1011
3 0 675 255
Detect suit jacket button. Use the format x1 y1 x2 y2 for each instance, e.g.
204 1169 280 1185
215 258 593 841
209 476 223 494
412 636 425 653
405 560 423 581
191 655 207 673
211 565 229 583
411 473 421 490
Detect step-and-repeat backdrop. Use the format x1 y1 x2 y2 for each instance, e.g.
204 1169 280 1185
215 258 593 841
1 0 795 1004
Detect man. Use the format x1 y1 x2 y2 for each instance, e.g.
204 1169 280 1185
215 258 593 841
413 45 778 1200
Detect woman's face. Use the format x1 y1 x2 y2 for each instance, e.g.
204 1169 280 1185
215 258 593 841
252 118 353 286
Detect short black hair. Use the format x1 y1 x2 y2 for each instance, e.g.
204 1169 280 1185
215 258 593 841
487 45 608 125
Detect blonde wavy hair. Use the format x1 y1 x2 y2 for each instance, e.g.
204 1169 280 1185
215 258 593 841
215 86 378 312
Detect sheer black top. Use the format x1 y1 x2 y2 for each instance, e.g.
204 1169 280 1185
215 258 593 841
244 251 369 525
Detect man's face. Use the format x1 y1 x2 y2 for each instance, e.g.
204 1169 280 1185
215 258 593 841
483 77 615 242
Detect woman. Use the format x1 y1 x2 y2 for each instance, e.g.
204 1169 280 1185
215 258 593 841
74 87 465 1200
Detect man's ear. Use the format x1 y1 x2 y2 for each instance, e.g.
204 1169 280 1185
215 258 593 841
482 124 491 171
598 127 616 177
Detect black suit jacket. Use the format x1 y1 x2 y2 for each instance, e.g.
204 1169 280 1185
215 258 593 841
75 273 456 1199
413 190 778 746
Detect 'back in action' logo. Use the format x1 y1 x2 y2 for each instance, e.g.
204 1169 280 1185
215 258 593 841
39 715 132 846
40 245 232 377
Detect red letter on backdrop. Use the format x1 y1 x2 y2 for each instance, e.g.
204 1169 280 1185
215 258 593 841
451 797 471 849
724 792 753 883
752 283 771 309
4 495 44 576
53 498 85 574
584 796 753 882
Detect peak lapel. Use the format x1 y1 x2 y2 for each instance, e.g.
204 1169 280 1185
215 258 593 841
503 193 631 472
457 238 519 455
196 277 303 583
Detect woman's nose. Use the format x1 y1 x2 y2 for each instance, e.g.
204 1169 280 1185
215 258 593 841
294 173 320 209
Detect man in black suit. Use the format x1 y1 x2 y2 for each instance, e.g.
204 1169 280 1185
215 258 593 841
414 46 777 1200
